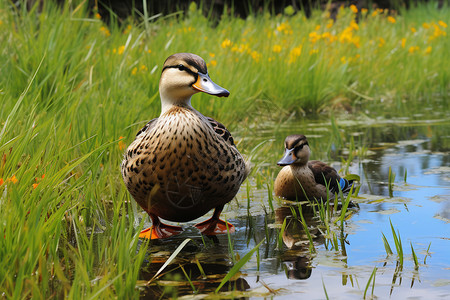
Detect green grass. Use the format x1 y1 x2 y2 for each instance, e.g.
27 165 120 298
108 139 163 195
0 0 448 298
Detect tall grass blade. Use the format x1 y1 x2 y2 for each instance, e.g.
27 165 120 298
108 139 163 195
278 217 287 250
424 242 431 264
0 54 45 142
298 204 316 254
410 242 419 270
180 265 197 293
322 277 330 300
195 259 207 279
363 266 377 299
381 232 393 255
389 219 403 266
88 271 126 300
266 182 274 213
147 238 192 285
215 238 265 293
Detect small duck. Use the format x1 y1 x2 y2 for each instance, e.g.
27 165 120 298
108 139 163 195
121 53 249 239
274 135 352 201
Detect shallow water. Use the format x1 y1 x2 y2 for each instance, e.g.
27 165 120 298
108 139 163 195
138 114 450 299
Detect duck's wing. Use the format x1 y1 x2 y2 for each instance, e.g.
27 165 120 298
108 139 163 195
308 160 352 193
206 117 236 147
135 118 158 139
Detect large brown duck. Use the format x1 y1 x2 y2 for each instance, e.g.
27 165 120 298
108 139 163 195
121 53 249 239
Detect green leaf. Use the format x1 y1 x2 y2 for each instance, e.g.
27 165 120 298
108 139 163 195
215 238 265 293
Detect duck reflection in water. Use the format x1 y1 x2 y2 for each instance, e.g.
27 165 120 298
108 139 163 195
276 204 324 280
138 235 249 298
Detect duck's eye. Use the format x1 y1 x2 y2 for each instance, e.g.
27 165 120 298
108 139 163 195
177 64 186 71
294 144 304 152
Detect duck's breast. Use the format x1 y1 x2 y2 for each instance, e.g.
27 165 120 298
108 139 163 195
122 106 246 221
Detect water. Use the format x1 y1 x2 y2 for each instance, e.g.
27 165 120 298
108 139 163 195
138 114 450 299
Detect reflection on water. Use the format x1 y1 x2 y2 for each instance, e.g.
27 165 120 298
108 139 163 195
275 205 318 280
138 235 250 298
137 117 450 299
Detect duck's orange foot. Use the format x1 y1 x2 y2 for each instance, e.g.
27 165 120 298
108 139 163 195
139 224 183 239
194 218 235 235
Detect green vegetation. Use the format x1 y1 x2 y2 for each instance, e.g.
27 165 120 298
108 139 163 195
0 0 447 298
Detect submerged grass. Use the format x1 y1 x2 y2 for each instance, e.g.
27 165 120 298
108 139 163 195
0 0 448 298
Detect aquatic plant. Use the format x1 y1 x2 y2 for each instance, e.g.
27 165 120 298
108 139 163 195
363 267 377 299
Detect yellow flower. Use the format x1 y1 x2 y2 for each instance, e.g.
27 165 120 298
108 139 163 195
378 37 385 47
140 65 148 71
341 56 347 64
95 13 101 19
276 22 293 35
371 11 378 17
326 19 334 29
350 20 359 31
408 46 419 53
9 175 18 184
123 24 132 34
429 23 447 40
424 46 432 54
438 20 447 28
210 60 217 67
118 137 126 150
0 178 3 186
387 16 396 23
350 4 358 13
401 38 406 48
33 183 39 189
361 8 368 15
221 38 232 48
276 22 287 32
273 45 282 53
100 26 111 37
291 46 302 57
410 27 417 33
131 67 137 75
288 45 302 64
422 22 430 29
321 32 331 39
209 53 215 58
118 45 125 55
352 36 361 48
315 25 321 31
147 49 152 54
250 51 261 62
309 31 320 43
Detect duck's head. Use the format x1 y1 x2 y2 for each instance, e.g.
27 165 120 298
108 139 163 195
159 53 229 111
277 135 310 166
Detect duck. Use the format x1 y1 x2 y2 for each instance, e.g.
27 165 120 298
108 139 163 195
121 53 249 239
274 134 352 201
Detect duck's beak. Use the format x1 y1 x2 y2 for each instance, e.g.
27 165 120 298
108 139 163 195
192 72 230 97
277 148 296 166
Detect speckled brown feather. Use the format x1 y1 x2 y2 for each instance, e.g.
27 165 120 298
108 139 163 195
308 160 341 192
121 105 248 222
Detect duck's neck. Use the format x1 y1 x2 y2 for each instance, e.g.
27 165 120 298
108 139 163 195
291 162 307 170
160 95 193 115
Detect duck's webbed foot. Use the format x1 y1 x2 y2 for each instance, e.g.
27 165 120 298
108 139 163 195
194 205 235 235
139 214 183 239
